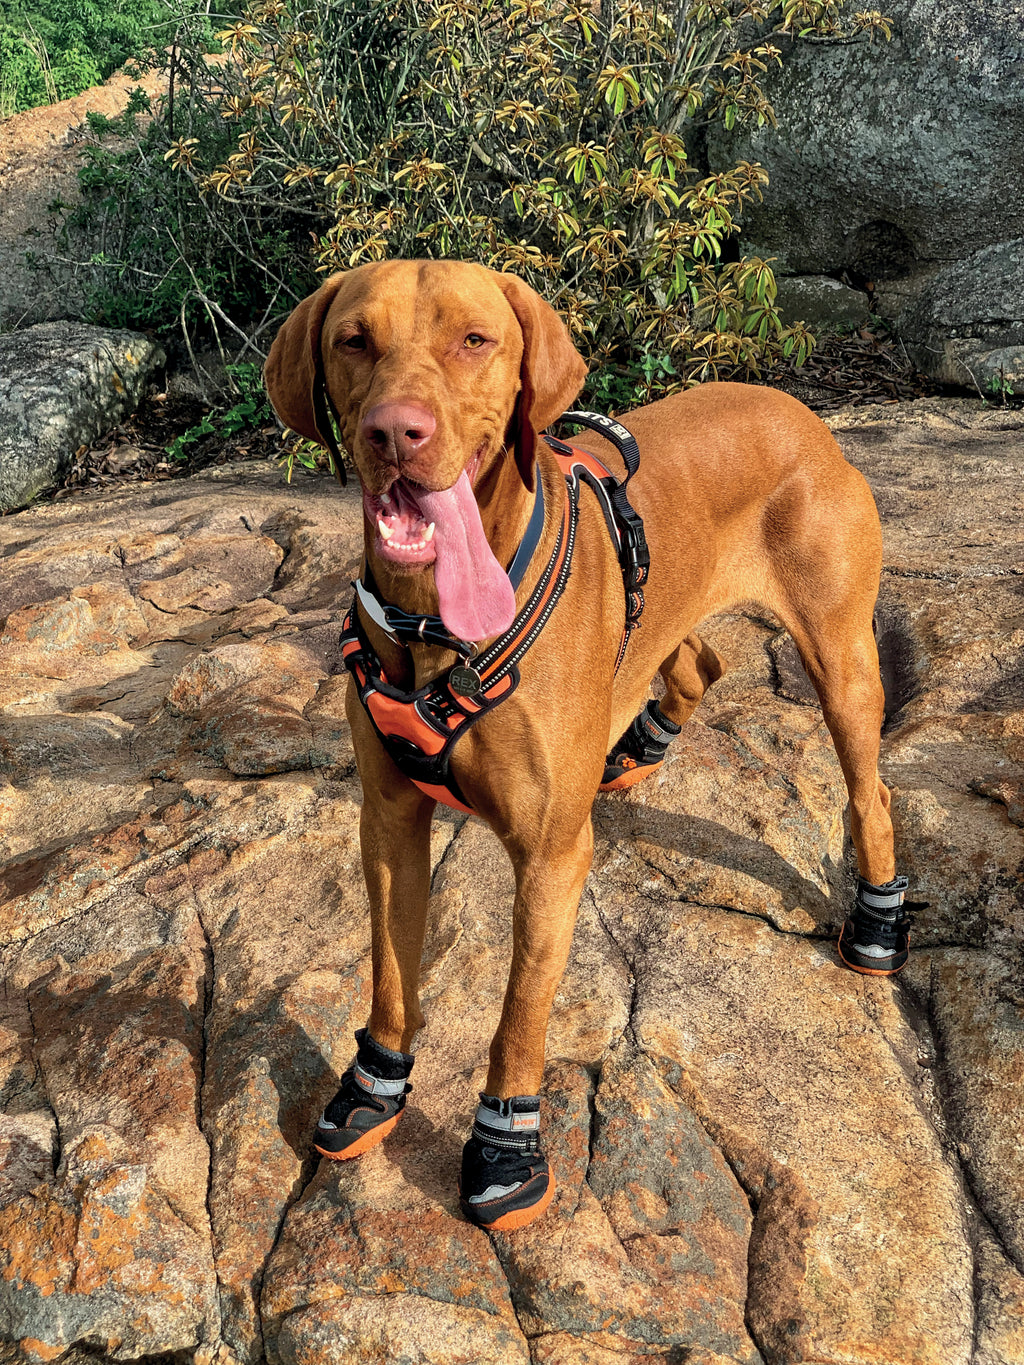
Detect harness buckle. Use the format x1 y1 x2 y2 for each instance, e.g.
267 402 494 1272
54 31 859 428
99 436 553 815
617 512 650 590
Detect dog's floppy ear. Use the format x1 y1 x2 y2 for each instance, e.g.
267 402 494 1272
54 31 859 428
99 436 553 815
494 273 588 491
264 273 348 447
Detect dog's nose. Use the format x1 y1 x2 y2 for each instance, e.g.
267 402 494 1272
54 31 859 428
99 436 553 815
361 402 436 465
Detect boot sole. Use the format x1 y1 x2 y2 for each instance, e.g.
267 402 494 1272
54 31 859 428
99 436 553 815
837 926 909 976
314 1110 402 1161
599 760 663 792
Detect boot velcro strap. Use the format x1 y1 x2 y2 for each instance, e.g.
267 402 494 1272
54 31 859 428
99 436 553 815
473 1100 540 1151
855 901 904 925
856 876 908 916
473 1101 539 1133
639 703 681 744
639 714 671 743
851 875 913 950
352 1061 408 1098
471 1122 538 1151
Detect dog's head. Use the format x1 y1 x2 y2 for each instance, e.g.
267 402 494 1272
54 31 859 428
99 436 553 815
265 260 586 493
265 261 587 641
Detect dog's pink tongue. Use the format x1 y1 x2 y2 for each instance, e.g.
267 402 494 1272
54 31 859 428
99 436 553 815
416 471 516 642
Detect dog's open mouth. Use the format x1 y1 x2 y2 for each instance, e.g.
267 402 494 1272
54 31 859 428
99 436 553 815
366 480 438 567
361 465 517 643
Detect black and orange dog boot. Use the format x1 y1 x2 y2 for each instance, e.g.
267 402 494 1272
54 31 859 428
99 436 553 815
459 1094 555 1232
601 699 681 792
314 1027 414 1160
838 875 914 976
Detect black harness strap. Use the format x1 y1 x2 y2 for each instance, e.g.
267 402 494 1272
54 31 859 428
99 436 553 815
340 476 579 812
547 410 650 669
312 371 348 487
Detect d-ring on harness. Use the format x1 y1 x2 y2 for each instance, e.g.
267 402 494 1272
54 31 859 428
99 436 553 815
340 411 649 813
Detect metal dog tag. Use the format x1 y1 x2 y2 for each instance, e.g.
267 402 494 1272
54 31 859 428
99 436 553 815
449 664 483 698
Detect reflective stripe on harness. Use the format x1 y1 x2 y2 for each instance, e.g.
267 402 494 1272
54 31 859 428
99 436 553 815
341 413 647 812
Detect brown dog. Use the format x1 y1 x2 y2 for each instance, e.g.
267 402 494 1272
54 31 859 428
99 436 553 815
265 259 910 1231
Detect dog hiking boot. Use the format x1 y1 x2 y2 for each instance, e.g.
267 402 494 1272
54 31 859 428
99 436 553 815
601 699 682 791
459 1094 555 1232
838 875 916 976
314 1027 414 1160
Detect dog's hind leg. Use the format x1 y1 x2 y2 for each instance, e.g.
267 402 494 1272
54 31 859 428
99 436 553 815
778 606 916 975
763 461 892 885
601 634 724 792
658 631 726 727
783 610 893 881
765 467 914 974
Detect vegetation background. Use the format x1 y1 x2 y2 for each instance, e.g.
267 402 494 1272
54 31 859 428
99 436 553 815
0 0 182 115
5 0 893 468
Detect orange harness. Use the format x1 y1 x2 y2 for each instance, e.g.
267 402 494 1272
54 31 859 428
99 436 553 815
340 419 648 813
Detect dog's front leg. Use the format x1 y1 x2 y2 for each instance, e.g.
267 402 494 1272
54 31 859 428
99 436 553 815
489 817 595 1095
313 709 434 1162
360 778 434 1052
458 815 595 1232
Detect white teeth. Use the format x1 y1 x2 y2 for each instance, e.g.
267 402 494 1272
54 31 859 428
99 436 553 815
380 493 391 506
379 521 435 553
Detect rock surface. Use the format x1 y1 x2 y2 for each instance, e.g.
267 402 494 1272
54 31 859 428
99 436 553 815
711 1 1024 275
1 398 1022 1364
773 274 871 332
0 322 165 512
709 1 1024 379
898 239 1024 395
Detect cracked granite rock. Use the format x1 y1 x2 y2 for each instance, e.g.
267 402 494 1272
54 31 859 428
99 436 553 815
1 400 1022 1365
0 324 165 513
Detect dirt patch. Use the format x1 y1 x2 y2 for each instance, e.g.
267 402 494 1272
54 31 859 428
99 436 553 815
0 68 165 330
762 325 945 411
41 390 291 504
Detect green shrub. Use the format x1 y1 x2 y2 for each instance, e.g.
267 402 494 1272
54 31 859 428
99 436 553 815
57 56 303 365
165 360 275 459
0 0 178 115
62 0 891 406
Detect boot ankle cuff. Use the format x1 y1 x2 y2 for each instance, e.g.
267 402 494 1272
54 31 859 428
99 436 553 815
355 1027 415 1081
647 700 681 736
855 875 909 923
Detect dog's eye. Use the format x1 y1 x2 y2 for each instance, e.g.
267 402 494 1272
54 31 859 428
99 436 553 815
341 334 366 351
464 334 486 349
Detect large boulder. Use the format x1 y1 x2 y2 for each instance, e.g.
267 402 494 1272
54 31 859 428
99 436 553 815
709 0 1024 377
773 274 871 332
0 322 164 512
898 238 1024 395
711 0 1024 275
